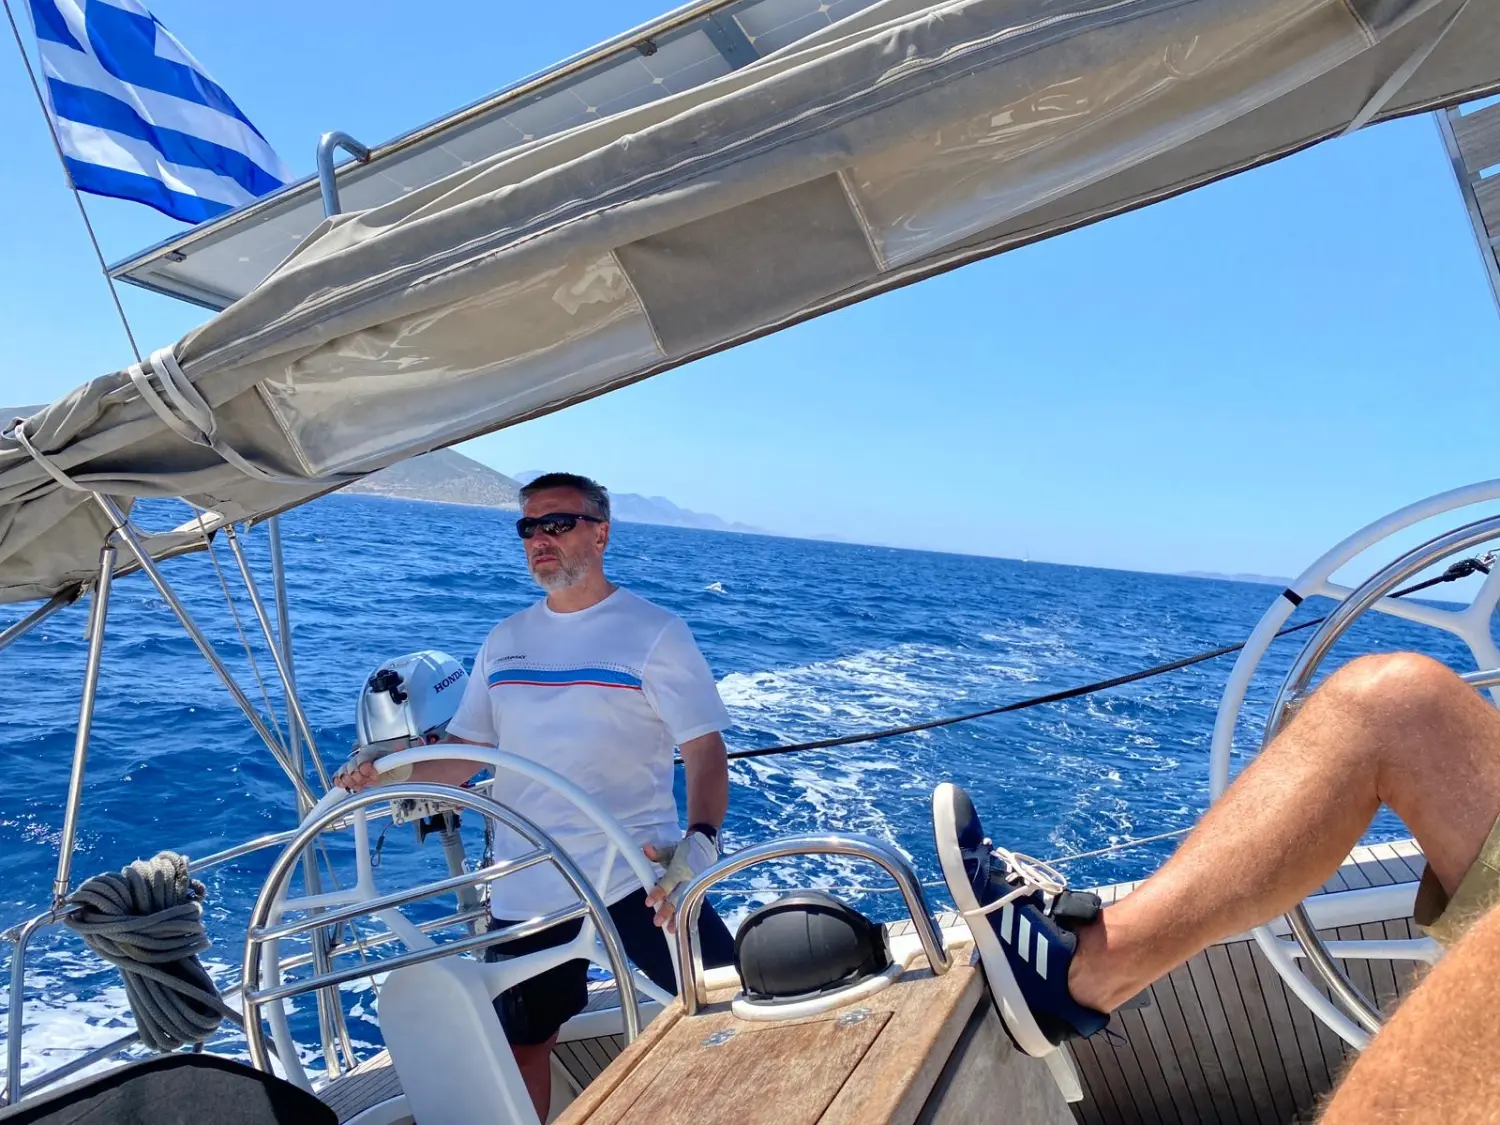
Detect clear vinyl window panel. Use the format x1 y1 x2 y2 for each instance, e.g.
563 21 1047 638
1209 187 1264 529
844 0 1376 268
258 254 662 476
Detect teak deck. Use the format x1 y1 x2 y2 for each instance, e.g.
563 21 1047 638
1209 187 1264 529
1066 839 1428 1125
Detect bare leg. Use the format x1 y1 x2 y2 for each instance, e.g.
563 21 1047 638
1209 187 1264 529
513 1038 556 1120
1319 898 1500 1123
1068 652 1500 1013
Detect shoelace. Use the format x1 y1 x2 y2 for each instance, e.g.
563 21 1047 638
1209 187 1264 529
960 840 1069 919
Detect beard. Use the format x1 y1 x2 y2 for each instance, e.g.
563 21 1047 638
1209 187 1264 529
530 552 590 591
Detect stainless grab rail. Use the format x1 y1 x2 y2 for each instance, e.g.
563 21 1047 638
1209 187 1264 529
674 833 950 1016
4 911 63 1105
315 131 371 217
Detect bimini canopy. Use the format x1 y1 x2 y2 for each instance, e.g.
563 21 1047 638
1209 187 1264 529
1 0 1495 603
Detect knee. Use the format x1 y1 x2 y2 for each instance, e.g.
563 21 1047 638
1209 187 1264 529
1317 652 1465 726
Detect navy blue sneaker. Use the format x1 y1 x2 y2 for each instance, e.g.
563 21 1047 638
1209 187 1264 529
933 782 1110 1058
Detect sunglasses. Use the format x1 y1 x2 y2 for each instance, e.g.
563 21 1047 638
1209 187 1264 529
515 512 605 540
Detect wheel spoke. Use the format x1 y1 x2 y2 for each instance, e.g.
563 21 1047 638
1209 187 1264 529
1315 579 1465 633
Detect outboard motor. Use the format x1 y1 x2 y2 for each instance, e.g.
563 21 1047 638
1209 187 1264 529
354 649 468 758
350 651 475 910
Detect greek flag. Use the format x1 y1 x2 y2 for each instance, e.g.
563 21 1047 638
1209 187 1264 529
26 0 291 223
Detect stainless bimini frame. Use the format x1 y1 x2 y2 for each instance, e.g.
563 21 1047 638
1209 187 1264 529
51 545 111 908
0 121 396 1100
0 100 493 1095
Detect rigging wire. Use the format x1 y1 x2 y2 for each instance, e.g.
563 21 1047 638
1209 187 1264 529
192 512 291 754
1 0 142 363
1044 826 1192 865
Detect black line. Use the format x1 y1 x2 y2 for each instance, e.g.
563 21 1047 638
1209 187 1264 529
703 555 1491 765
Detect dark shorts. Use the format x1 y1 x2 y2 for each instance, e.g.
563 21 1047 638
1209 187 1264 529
484 889 737 1046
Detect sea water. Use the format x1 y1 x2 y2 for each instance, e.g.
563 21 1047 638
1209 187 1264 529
0 495 1472 1082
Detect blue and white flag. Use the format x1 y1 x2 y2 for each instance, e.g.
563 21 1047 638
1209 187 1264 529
26 0 292 223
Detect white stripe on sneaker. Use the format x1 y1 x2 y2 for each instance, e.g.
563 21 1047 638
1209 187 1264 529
1035 934 1049 980
1018 916 1033 965
1000 902 1014 943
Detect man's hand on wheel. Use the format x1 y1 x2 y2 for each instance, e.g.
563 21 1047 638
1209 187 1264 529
333 758 380 792
643 830 718 932
332 750 411 793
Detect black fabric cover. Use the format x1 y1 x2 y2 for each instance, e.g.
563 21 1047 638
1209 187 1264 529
734 891 890 1000
0 1054 334 1125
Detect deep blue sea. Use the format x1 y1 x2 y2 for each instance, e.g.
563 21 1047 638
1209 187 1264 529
0 494 1478 1083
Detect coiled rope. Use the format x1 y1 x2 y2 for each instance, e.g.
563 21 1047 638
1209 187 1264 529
703 555 1493 764
62 852 240 1052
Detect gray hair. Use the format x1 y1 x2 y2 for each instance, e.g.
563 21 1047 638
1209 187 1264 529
519 472 611 520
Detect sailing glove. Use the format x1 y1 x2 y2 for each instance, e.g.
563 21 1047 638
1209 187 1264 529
646 829 719 901
335 744 412 791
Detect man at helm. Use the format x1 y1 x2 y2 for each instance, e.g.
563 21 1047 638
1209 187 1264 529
336 471 736 1115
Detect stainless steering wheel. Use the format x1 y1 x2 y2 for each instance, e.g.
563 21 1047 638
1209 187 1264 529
1211 479 1500 1048
240 746 676 1090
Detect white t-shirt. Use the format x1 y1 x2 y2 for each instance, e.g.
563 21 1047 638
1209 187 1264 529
445 587 730 917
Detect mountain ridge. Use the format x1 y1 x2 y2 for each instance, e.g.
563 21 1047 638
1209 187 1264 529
344 448 522 509
1178 570 1291 587
345 451 765 534
509 470 765 534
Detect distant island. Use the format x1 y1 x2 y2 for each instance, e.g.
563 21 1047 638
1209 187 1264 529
345 448 522 508
344 450 766 535
1178 571 1291 587
346 453 1292 575
508 470 765 534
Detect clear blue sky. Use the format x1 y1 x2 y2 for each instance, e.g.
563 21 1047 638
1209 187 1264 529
3 0 1499 578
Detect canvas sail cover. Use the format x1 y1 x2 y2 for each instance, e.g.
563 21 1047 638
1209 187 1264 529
0 0 1492 603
